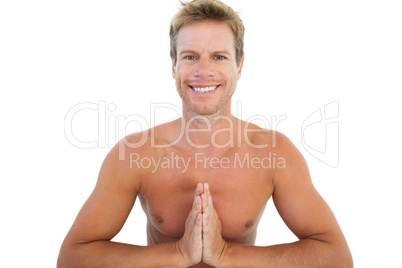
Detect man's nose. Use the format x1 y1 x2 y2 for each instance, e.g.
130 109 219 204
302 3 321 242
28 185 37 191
194 58 215 78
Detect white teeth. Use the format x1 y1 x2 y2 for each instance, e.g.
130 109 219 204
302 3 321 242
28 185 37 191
193 86 217 93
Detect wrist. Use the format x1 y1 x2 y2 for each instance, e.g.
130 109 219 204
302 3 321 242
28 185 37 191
175 240 190 268
208 240 232 268
216 242 233 268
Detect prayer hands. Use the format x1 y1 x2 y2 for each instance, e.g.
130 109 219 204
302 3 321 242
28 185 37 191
177 183 228 267
177 184 203 266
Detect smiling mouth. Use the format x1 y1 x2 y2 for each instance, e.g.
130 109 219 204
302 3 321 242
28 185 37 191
189 85 220 93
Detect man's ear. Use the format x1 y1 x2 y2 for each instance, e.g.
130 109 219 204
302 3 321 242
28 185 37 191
171 57 176 79
237 56 245 80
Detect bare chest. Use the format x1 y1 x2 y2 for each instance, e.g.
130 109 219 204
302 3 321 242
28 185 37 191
137 150 274 244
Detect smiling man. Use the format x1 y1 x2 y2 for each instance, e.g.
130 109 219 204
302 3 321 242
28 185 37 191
58 0 353 267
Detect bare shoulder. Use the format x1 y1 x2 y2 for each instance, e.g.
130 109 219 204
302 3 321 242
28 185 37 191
110 118 182 177
238 119 287 150
122 118 183 150
266 130 311 187
117 118 178 152
239 122 308 186
95 130 152 196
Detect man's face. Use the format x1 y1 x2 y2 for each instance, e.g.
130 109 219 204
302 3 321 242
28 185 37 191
172 21 244 116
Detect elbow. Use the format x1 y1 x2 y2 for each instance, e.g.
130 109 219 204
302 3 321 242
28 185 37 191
337 256 353 268
340 239 353 267
57 245 70 268
314 236 353 267
57 250 67 268
57 243 77 268
321 247 353 267
333 243 353 268
321 233 353 267
342 251 353 268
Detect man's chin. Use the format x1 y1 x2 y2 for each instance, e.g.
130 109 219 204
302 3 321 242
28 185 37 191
183 99 229 117
187 107 217 117
192 109 216 116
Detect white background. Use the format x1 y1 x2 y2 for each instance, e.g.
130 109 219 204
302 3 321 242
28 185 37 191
1 0 401 267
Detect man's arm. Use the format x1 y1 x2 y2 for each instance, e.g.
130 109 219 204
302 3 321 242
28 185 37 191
205 132 353 267
57 136 201 268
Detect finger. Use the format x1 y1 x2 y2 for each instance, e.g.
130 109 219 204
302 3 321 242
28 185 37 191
201 193 207 213
196 212 202 228
193 195 202 213
204 182 210 193
195 182 204 195
202 210 208 228
195 195 201 212
204 183 211 200
191 212 202 235
193 183 203 207
202 183 214 210
187 195 201 225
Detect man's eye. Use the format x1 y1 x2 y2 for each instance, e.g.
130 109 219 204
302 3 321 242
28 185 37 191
214 55 225 60
185 56 197 60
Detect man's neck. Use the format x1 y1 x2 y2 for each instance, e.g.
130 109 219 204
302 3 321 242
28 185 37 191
180 106 240 152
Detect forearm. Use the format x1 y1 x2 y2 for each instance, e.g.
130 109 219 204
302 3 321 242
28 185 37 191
57 240 185 268
220 239 353 268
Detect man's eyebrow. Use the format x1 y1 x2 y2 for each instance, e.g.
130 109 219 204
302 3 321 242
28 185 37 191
179 50 198 56
213 50 231 55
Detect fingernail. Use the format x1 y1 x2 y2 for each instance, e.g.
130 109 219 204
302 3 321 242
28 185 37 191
197 213 200 220
195 196 198 204
197 183 200 192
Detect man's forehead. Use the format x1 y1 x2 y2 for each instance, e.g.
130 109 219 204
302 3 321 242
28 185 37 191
177 21 233 38
176 21 236 54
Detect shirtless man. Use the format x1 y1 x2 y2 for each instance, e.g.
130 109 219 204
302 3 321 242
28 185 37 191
58 0 353 267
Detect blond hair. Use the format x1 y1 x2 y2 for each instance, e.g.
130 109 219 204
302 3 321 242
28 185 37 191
169 0 245 66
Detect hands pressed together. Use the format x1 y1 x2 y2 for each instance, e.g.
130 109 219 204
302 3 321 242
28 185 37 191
177 183 228 267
